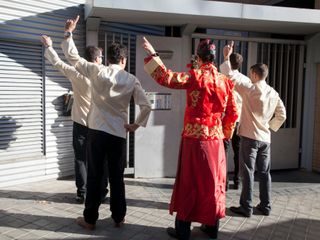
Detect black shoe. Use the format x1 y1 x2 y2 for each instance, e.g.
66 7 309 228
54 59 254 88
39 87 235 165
200 225 218 239
233 178 240 189
200 224 208 234
229 206 252 217
114 218 125 228
166 227 179 239
256 204 270 216
75 195 84 204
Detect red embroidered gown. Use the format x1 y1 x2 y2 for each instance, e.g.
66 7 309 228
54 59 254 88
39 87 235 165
144 56 238 225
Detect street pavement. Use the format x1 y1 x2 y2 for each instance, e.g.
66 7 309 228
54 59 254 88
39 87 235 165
0 170 320 240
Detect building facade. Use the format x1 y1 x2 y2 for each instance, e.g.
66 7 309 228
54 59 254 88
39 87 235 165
1 0 320 186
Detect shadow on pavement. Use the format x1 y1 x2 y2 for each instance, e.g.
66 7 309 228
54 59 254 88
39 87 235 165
0 208 319 240
270 169 320 184
0 190 169 210
124 178 174 189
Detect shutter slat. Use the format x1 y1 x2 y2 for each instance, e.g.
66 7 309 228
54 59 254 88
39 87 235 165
0 40 44 160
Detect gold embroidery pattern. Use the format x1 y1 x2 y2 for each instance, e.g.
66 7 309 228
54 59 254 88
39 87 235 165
189 91 200 107
184 123 224 139
172 72 190 84
151 66 165 81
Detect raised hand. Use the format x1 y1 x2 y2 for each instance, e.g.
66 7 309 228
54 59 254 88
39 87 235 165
223 40 234 60
41 35 52 47
142 37 156 56
65 15 80 33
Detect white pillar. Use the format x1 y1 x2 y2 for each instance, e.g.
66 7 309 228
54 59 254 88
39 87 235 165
301 32 320 171
86 31 98 46
86 17 100 47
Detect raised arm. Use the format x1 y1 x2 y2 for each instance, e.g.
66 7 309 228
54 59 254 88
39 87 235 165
142 37 192 89
220 42 252 95
61 15 101 81
220 41 234 77
41 35 82 82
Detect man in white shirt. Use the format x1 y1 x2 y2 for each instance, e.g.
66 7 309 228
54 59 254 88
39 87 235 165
221 43 286 217
220 51 251 190
40 35 108 204
62 16 151 230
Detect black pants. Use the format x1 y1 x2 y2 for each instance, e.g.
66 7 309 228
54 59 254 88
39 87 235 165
231 124 240 184
73 122 89 196
84 128 126 224
175 217 219 240
224 124 240 186
73 122 109 197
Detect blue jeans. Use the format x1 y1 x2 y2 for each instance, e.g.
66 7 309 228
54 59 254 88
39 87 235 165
239 136 271 214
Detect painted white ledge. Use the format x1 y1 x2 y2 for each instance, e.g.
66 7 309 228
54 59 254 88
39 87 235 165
85 0 320 35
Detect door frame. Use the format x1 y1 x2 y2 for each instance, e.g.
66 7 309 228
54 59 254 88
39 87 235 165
193 33 306 170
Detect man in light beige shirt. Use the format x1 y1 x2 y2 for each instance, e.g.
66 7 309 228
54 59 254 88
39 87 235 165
221 43 286 218
61 16 151 230
41 35 109 204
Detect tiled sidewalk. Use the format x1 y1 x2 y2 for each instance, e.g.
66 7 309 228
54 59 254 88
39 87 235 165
0 170 320 239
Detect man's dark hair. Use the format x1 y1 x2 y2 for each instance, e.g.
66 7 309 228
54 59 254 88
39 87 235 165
230 53 243 70
250 63 269 79
85 46 102 63
197 39 216 63
107 43 128 64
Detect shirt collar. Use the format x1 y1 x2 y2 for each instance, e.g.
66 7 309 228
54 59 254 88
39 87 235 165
254 79 267 86
109 64 123 70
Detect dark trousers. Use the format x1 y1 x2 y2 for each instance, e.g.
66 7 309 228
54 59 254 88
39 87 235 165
223 139 230 187
239 136 271 214
175 217 219 240
224 124 241 187
73 122 89 196
84 128 126 224
231 124 240 184
73 122 109 197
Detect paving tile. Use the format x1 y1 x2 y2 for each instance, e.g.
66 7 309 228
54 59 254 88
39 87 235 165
0 173 319 239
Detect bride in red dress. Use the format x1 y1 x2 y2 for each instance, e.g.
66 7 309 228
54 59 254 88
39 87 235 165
142 37 238 240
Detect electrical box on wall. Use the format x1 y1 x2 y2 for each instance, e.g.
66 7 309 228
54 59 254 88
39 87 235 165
146 92 171 110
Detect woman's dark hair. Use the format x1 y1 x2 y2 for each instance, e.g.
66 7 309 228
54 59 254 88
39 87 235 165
107 43 128 64
230 53 243 70
196 39 216 63
85 46 102 63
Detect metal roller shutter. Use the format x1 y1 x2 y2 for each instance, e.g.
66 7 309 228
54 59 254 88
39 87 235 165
0 40 44 161
0 1 85 187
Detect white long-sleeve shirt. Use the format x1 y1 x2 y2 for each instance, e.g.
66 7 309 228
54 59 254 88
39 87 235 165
44 46 91 126
61 37 151 139
220 62 251 122
220 61 286 143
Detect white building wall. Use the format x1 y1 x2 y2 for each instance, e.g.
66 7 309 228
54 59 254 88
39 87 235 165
302 32 320 171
